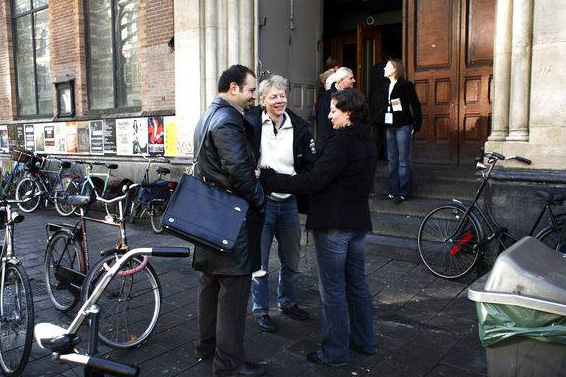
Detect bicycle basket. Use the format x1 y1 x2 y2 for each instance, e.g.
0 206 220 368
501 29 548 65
11 149 33 164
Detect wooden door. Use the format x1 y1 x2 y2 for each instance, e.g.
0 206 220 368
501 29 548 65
356 25 381 98
458 0 495 164
405 0 494 164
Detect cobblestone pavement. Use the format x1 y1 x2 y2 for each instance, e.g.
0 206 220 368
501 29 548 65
12 208 487 377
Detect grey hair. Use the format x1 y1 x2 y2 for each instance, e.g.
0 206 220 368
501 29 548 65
258 74 288 102
333 67 353 83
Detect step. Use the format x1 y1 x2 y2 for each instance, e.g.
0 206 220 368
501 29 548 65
370 196 459 218
371 212 423 239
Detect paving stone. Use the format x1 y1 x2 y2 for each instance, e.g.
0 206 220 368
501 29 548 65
6 209 487 376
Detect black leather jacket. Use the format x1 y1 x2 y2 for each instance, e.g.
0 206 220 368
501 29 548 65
192 96 265 275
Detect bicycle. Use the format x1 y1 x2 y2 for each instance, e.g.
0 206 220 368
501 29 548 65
0 149 30 199
14 155 78 216
0 196 35 376
72 160 129 217
417 151 566 279
35 246 189 376
128 155 177 234
44 184 163 349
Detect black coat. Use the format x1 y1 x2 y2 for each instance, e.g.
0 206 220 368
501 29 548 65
265 123 377 231
245 106 317 214
316 83 338 142
192 96 265 275
380 79 422 132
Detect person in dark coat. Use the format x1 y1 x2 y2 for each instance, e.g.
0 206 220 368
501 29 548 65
244 74 316 333
381 58 422 203
316 67 355 144
261 88 377 366
192 64 267 377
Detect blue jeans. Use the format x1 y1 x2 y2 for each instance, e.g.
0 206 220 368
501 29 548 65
251 197 301 316
313 229 376 365
386 125 413 197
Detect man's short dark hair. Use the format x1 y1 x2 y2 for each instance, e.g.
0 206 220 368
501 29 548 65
218 65 255 93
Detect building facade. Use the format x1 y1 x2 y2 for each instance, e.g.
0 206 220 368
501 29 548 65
1 0 565 216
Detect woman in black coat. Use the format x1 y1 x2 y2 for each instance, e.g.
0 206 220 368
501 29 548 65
382 58 422 203
262 88 377 366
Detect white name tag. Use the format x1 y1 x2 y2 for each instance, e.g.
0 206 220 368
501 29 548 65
385 112 393 124
391 98 403 112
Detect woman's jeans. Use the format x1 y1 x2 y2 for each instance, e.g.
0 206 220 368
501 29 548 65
252 197 301 316
312 229 376 365
386 124 413 197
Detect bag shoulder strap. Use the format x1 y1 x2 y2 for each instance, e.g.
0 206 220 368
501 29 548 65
194 106 221 163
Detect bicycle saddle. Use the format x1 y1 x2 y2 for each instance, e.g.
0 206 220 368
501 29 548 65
156 167 170 175
537 191 566 206
106 163 119 170
67 195 91 207
60 161 71 169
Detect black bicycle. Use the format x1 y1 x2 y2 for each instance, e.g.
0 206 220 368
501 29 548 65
128 155 177 234
15 156 78 216
417 152 566 279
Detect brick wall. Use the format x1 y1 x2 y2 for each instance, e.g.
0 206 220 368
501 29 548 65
0 0 15 122
49 0 87 117
140 0 175 114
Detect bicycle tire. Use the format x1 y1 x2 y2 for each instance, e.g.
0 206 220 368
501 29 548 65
82 254 162 349
0 263 34 377
44 232 83 312
150 203 165 234
15 178 41 213
536 219 566 252
418 205 482 279
55 178 79 217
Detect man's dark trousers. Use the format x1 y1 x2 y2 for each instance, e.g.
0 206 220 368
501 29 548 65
196 273 252 374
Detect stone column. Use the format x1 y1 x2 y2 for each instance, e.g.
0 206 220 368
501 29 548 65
507 0 533 142
174 0 256 157
489 0 513 141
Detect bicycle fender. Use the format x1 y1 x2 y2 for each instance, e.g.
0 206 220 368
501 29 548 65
45 226 75 243
449 200 485 243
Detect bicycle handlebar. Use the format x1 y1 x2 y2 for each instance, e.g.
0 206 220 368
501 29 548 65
58 354 140 377
484 152 531 165
95 183 140 205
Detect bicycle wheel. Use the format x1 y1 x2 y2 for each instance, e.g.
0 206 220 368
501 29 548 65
128 200 140 224
418 205 482 279
150 203 165 234
54 178 79 217
15 178 41 213
44 232 83 312
536 219 566 252
82 254 161 349
0 263 34 377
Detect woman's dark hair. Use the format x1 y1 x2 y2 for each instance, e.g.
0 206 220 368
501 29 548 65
331 88 367 124
217 65 255 93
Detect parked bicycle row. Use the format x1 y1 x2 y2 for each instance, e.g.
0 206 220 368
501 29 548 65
0 149 178 234
0 173 188 376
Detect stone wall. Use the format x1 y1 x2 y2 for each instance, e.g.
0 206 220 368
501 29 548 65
487 0 566 171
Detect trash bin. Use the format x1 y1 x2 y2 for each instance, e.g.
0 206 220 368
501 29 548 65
468 236 566 377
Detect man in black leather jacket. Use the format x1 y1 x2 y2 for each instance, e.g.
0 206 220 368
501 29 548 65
192 65 267 377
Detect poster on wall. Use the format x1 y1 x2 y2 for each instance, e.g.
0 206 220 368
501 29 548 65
14 125 25 149
116 118 133 155
89 120 103 154
66 122 78 153
148 117 164 155
164 117 177 156
54 122 66 153
132 118 148 155
175 117 192 156
34 124 45 152
25 124 35 151
77 122 90 153
103 119 116 155
0 125 9 153
44 125 56 152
